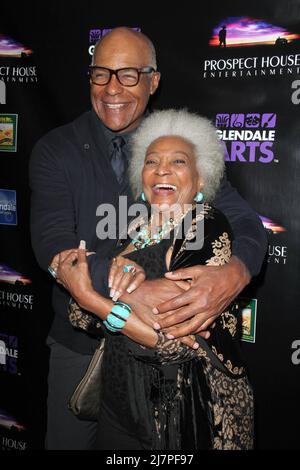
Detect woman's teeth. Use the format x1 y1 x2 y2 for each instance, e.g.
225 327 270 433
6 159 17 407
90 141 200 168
153 184 177 191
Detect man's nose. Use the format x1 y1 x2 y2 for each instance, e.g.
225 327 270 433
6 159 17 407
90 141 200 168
104 74 123 95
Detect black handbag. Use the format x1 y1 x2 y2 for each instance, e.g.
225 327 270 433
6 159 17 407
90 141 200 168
68 338 105 421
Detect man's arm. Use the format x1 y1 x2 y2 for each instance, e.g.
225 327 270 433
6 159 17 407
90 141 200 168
30 135 115 302
214 175 268 277
152 182 268 338
29 137 77 271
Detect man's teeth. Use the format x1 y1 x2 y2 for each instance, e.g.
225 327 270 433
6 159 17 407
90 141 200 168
153 184 177 191
105 103 125 109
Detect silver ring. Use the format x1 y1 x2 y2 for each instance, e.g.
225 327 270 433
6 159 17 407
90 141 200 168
48 266 57 279
123 264 136 275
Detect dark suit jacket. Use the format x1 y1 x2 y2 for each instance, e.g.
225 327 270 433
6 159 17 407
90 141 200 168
29 109 267 354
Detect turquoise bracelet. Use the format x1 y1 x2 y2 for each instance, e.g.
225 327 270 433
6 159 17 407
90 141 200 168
106 313 126 330
103 301 132 333
111 301 131 319
103 319 119 333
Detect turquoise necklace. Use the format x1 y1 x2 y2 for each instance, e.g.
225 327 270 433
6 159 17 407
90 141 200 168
130 210 189 251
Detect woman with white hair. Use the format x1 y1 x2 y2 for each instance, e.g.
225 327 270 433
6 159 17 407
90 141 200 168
58 109 254 450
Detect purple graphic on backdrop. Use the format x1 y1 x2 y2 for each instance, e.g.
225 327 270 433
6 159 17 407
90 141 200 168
216 113 277 163
0 264 31 285
259 215 286 234
88 27 141 56
0 33 33 58
0 409 25 435
209 17 300 47
89 29 101 44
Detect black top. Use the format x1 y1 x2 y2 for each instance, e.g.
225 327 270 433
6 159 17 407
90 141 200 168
29 109 267 354
98 205 246 449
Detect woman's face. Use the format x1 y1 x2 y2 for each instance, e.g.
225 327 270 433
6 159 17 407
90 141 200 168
142 135 203 210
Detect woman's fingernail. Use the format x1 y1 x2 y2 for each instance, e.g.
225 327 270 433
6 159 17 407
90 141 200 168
166 334 174 339
79 240 86 249
112 291 120 302
193 342 199 349
153 322 161 330
110 289 115 298
127 286 134 293
152 307 159 314
205 332 210 339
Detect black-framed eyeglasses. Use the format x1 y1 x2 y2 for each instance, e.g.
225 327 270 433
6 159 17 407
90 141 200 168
88 66 156 87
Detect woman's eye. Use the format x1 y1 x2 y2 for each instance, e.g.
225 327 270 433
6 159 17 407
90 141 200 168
145 159 157 165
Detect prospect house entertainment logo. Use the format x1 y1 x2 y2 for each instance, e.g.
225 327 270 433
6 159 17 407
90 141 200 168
204 18 300 79
209 17 300 48
0 33 33 58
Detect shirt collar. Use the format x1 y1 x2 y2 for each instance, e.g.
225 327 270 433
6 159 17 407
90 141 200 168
90 107 151 146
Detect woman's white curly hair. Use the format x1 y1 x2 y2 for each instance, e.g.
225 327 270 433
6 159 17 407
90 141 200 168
129 109 225 203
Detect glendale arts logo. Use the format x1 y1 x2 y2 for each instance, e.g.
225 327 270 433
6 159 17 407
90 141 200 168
0 189 17 224
0 333 19 375
204 17 300 79
88 27 141 57
216 113 277 163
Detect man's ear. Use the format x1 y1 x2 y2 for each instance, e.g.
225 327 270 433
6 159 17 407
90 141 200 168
150 72 161 95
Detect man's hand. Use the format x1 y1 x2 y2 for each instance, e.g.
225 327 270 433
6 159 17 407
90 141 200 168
120 278 209 347
120 278 183 327
152 256 251 338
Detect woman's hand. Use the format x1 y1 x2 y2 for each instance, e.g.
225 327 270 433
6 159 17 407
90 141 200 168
56 248 94 306
50 242 95 280
108 256 146 301
123 311 200 350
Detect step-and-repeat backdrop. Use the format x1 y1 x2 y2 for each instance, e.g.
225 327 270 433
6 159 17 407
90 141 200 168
1 1 299 450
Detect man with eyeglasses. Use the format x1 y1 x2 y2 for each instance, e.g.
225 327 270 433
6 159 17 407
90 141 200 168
29 27 267 450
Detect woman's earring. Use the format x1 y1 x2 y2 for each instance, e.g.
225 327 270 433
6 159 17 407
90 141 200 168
194 192 204 203
141 192 147 202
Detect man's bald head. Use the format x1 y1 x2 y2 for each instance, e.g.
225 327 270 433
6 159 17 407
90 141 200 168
92 27 157 69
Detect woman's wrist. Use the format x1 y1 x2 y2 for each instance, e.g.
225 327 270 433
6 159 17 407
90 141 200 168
77 288 158 348
123 313 158 348
77 288 112 320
